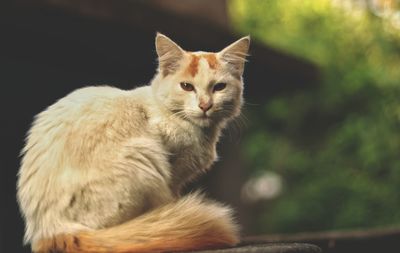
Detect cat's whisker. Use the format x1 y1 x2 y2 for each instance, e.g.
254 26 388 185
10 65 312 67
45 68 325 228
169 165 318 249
226 120 243 144
243 101 259 106
167 110 188 121
236 113 249 128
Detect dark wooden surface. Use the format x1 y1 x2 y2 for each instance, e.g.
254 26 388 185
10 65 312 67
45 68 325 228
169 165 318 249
190 244 321 253
244 227 400 253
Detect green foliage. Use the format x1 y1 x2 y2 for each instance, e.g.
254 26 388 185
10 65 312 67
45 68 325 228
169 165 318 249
229 0 400 233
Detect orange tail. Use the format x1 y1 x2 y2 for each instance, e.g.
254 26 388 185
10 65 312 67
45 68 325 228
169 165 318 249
33 194 239 253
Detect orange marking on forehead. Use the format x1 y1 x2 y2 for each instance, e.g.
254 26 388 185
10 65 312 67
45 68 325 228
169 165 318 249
185 53 219 77
186 54 199 77
202 53 219 70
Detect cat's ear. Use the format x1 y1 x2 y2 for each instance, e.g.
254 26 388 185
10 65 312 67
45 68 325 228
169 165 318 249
219 36 250 78
155 33 185 76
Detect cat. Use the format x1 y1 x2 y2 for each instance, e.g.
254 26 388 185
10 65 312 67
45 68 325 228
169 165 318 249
17 32 250 253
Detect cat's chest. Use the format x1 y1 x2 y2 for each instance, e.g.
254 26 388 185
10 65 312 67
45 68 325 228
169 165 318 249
163 126 212 160
161 127 217 191
152 119 216 170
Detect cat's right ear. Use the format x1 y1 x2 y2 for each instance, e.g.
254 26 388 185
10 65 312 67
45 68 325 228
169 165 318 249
219 36 250 79
155 33 185 76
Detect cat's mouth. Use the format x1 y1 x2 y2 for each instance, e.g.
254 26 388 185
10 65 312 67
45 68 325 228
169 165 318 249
197 112 215 121
188 112 213 126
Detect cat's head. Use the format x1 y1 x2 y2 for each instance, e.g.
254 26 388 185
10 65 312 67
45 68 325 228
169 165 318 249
151 33 250 128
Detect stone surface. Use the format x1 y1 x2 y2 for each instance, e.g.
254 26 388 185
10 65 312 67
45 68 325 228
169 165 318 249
187 243 322 253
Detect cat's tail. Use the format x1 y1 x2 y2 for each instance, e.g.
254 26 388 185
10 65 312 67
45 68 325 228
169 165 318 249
32 193 239 253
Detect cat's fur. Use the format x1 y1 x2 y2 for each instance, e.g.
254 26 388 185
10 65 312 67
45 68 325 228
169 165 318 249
17 33 250 253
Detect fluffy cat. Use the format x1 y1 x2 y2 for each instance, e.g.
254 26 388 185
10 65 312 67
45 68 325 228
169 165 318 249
17 33 250 253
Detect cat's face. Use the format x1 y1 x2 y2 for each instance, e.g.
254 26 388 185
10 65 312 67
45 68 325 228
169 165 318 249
152 33 250 127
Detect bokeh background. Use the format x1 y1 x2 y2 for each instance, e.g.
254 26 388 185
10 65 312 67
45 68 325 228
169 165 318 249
2 0 400 252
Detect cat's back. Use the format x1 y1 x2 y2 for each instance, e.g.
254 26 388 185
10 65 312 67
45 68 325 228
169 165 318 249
20 85 152 177
29 85 150 134
31 85 126 127
25 86 131 145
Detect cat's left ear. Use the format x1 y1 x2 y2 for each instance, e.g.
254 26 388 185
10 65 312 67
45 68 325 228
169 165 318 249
155 33 185 76
219 36 250 77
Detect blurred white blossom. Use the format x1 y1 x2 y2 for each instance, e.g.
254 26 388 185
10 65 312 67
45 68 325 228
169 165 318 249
241 171 283 203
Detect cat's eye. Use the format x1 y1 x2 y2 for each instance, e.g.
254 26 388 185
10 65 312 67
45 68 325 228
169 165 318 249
213 83 226 92
180 82 195 92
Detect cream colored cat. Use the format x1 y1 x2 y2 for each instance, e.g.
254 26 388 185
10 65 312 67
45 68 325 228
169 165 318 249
17 33 250 253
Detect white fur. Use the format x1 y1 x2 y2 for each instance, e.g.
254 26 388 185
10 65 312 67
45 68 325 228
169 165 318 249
17 34 250 248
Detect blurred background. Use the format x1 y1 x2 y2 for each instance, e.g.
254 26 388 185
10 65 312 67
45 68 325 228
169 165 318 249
1 0 400 252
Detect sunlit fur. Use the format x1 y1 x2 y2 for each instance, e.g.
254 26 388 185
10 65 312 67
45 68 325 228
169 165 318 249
17 33 250 253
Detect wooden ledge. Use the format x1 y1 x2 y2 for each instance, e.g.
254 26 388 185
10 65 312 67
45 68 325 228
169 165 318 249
187 243 321 253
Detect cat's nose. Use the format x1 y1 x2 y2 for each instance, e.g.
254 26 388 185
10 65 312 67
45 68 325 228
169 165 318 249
199 100 213 112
